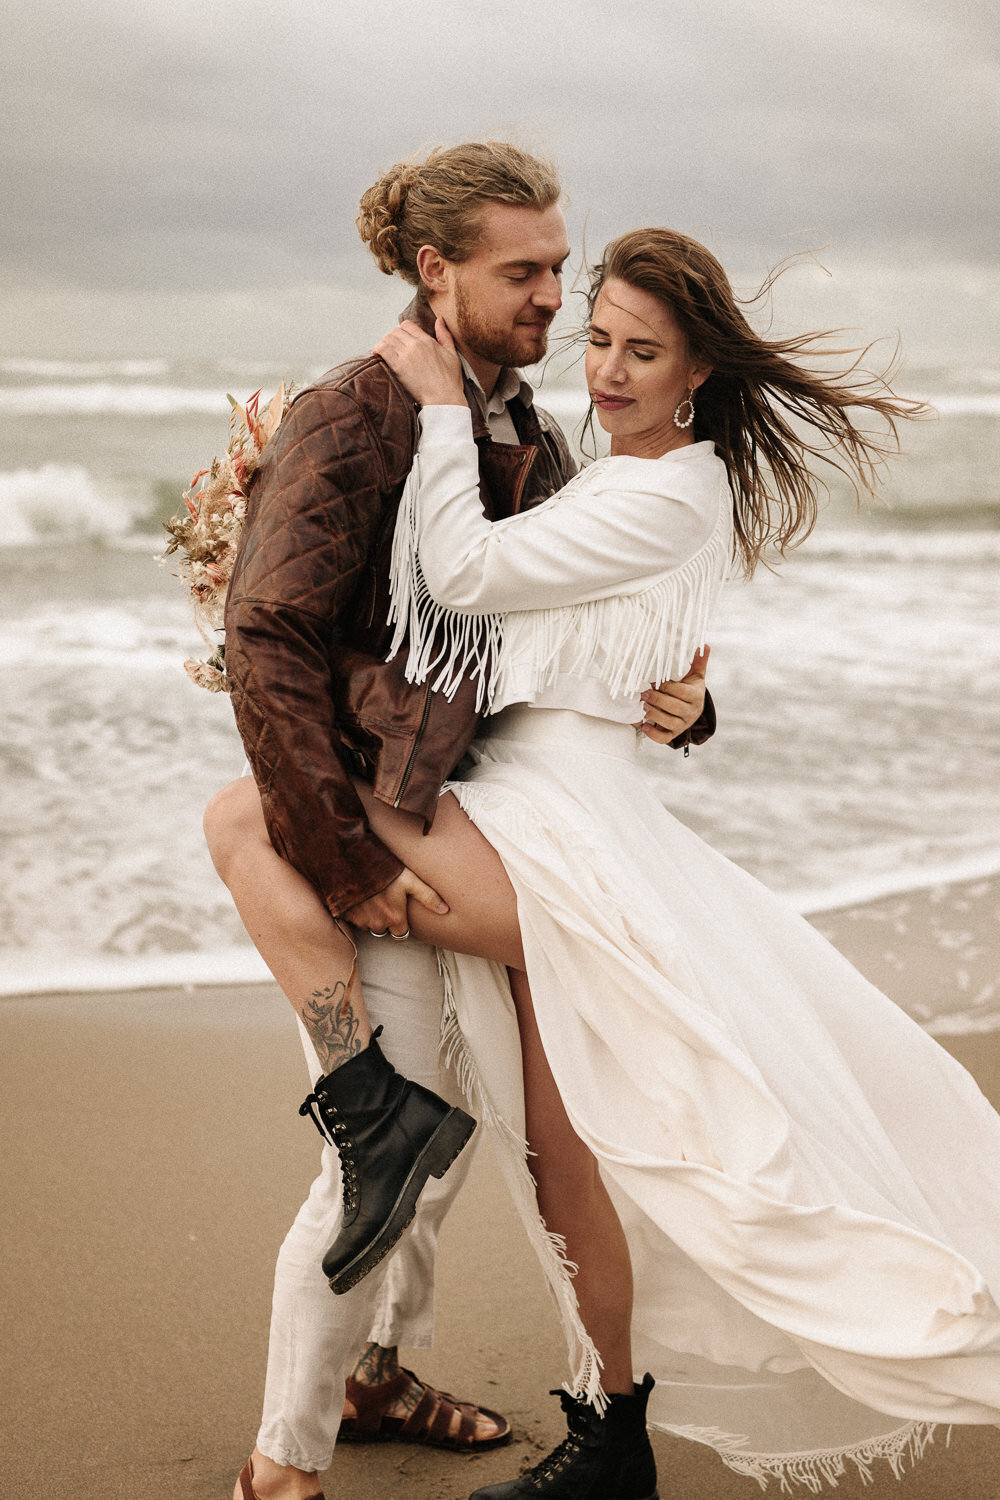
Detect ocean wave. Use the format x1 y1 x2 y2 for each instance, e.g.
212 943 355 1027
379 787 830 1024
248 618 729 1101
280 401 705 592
928 393 1000 416
788 851 1000 919
0 946 271 998
944 363 1000 388
0 383 229 416
0 599 205 666
2 375 997 423
0 463 139 545
528 386 1000 425
0 357 170 379
803 526 1000 561
218 360 326 385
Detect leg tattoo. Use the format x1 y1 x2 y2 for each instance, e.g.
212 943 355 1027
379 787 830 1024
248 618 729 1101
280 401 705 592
301 974 362 1072
349 1343 422 1416
351 1342 399 1385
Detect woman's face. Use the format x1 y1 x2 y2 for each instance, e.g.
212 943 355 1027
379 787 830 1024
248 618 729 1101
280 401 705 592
585 278 711 458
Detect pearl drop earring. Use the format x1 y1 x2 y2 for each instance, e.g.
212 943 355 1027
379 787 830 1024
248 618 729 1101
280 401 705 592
673 389 695 430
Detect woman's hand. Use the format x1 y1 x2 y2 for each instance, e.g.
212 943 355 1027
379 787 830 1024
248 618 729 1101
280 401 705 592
637 646 710 743
342 867 449 940
373 317 466 407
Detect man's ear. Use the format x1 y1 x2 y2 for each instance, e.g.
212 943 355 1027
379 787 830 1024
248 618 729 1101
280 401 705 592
416 244 450 295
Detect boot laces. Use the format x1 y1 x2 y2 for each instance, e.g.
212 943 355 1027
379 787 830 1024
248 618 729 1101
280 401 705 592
530 1432 584 1484
298 1088 360 1212
521 1394 595 1490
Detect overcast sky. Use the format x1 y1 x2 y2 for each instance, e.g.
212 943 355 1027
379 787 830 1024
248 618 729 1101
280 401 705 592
3 0 997 360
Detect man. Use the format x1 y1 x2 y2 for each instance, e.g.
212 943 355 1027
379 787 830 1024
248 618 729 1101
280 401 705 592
208 142 712 1500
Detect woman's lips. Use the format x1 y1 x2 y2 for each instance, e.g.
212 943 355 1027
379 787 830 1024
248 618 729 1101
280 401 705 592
592 390 634 411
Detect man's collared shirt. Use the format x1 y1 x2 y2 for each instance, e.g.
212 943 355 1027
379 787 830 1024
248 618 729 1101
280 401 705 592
459 356 534 446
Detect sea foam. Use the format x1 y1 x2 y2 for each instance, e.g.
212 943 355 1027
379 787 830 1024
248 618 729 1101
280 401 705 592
0 383 229 416
788 851 1000 918
0 464 137 545
0 947 271 998
0 357 171 379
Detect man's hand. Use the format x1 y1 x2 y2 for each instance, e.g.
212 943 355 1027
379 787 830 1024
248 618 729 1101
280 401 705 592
373 318 466 407
342 868 449 939
636 646 710 744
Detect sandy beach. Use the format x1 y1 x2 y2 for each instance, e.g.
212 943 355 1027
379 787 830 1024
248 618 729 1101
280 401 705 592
3 877 999 1500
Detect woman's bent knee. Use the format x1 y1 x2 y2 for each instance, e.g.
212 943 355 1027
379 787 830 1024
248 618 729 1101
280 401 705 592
203 776 268 881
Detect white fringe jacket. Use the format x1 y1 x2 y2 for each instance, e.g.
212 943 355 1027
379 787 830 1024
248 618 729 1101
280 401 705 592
388 404 734 719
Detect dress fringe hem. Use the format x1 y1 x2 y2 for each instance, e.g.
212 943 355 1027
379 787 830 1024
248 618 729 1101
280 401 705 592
661 1418 942 1494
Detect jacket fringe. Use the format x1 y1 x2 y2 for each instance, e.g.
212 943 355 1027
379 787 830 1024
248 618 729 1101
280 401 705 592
387 465 502 711
387 462 731 710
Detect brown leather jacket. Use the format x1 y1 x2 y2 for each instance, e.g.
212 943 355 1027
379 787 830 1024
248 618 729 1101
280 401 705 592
225 300 716 917
226 303 576 914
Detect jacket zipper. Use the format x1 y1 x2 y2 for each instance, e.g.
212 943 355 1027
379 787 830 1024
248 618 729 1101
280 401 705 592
510 447 536 515
393 683 433 807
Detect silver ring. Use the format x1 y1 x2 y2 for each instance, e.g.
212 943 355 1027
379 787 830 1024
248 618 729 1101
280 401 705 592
368 929 389 938
390 928 411 942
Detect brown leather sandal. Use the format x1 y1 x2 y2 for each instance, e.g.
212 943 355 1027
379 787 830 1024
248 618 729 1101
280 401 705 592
339 1368 512 1451
237 1456 325 1500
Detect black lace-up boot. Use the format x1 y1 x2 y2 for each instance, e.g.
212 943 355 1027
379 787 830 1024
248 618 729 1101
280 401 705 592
298 1028 476 1294
469 1374 658 1499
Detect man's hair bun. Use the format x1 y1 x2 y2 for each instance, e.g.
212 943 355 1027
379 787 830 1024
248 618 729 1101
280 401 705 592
356 162 422 276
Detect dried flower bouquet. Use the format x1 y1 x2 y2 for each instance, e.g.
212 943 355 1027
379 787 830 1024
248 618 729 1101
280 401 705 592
162 382 292 691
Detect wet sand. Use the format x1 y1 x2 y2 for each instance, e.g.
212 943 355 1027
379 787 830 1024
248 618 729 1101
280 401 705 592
3 877 999 1498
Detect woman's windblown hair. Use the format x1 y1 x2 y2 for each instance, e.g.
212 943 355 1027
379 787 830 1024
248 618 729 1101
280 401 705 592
588 230 929 575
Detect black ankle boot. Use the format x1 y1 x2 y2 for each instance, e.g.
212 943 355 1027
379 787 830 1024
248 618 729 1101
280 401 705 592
469 1374 658 1499
298 1028 476 1294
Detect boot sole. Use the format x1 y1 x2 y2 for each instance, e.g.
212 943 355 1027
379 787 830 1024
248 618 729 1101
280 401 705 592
326 1107 476 1293
470 1487 658 1498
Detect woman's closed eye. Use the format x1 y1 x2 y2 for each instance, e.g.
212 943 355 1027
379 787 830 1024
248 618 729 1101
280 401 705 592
588 338 654 362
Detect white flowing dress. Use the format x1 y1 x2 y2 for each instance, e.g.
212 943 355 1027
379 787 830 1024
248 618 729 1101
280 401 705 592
389 406 1000 1492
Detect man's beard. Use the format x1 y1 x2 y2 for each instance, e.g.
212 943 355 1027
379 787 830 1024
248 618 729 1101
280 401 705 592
454 281 552 369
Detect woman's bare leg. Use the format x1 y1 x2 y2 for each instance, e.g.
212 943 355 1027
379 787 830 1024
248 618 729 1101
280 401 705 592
354 781 523 966
372 796 639 1390
204 776 525 1028
509 968 635 1394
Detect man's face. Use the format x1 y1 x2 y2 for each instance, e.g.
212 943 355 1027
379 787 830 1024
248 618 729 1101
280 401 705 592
439 202 570 370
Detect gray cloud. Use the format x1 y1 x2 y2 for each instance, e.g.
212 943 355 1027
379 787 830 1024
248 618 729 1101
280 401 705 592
2 0 997 309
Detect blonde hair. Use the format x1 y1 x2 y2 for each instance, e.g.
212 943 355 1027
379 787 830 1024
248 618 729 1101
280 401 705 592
589 230 928 575
357 142 561 286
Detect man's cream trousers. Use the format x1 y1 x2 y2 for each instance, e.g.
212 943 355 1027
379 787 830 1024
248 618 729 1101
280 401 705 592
256 932 476 1472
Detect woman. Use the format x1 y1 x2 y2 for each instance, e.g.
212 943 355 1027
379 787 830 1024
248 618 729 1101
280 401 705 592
224 231 1000 1498
362 237 1000 1498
